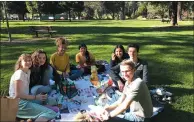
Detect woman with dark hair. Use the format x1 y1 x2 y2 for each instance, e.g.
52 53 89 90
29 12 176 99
30 49 60 95
75 43 96 74
76 43 96 67
110 45 129 68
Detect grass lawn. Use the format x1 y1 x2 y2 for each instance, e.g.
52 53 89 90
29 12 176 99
1 20 193 122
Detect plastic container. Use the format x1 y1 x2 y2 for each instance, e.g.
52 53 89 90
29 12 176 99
90 65 100 86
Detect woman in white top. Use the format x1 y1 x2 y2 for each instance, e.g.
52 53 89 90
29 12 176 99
9 53 57 122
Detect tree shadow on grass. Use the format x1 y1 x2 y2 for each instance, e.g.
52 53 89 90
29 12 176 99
151 86 194 122
151 104 194 122
1 33 193 87
1 24 193 86
1 25 193 35
68 34 193 48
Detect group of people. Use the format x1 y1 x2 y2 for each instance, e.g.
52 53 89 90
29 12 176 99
98 43 152 122
9 37 153 122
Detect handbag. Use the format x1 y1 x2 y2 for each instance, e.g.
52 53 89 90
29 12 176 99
58 77 78 99
0 91 19 121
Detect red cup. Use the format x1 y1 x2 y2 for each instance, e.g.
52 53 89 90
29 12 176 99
108 79 113 86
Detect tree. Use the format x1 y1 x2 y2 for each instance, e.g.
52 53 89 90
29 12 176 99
72 1 84 20
104 1 122 20
6 1 28 21
150 2 169 19
177 2 182 21
171 1 178 26
181 1 194 20
125 1 139 19
2 2 11 42
0 2 4 23
84 1 104 19
26 1 38 20
120 1 125 20
62 1 74 22
131 1 139 18
95 2 105 19
151 1 178 26
137 2 148 18
84 6 94 20
38 1 63 21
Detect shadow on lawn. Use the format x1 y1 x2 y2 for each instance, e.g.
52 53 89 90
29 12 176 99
152 104 194 122
68 34 193 48
1 25 193 86
151 86 194 122
1 25 193 35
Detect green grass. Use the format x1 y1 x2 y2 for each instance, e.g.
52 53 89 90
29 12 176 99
1 20 193 122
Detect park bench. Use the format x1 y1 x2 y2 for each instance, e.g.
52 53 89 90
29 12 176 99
161 18 171 23
29 26 57 38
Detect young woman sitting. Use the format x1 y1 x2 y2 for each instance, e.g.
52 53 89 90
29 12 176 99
30 49 60 95
76 43 105 75
9 53 57 122
110 44 129 68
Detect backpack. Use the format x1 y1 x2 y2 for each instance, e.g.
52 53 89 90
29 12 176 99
58 77 78 99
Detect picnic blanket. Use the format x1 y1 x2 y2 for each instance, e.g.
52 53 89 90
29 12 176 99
48 76 166 121
45 62 166 121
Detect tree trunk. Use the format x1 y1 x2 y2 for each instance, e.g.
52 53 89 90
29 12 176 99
78 12 81 20
32 13 34 20
0 6 4 23
187 11 189 20
112 12 115 20
171 2 178 26
53 14 55 21
39 12 42 21
68 10 71 22
18 14 23 20
120 1 125 20
22 14 25 22
177 2 182 21
168 3 172 19
3 2 11 42
2 17 4 23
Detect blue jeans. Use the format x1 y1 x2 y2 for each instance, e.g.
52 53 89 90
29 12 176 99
105 112 144 122
30 85 52 105
124 112 144 122
31 85 52 95
69 69 83 80
42 65 53 85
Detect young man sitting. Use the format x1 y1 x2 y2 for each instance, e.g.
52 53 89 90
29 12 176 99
102 60 153 122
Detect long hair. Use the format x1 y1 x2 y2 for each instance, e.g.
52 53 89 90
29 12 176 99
31 49 49 76
30 50 49 87
79 43 90 63
113 44 128 62
14 53 32 71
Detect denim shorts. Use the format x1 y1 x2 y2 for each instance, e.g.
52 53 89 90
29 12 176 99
124 112 144 122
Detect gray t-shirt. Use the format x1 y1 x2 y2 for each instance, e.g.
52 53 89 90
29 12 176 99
123 77 153 118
